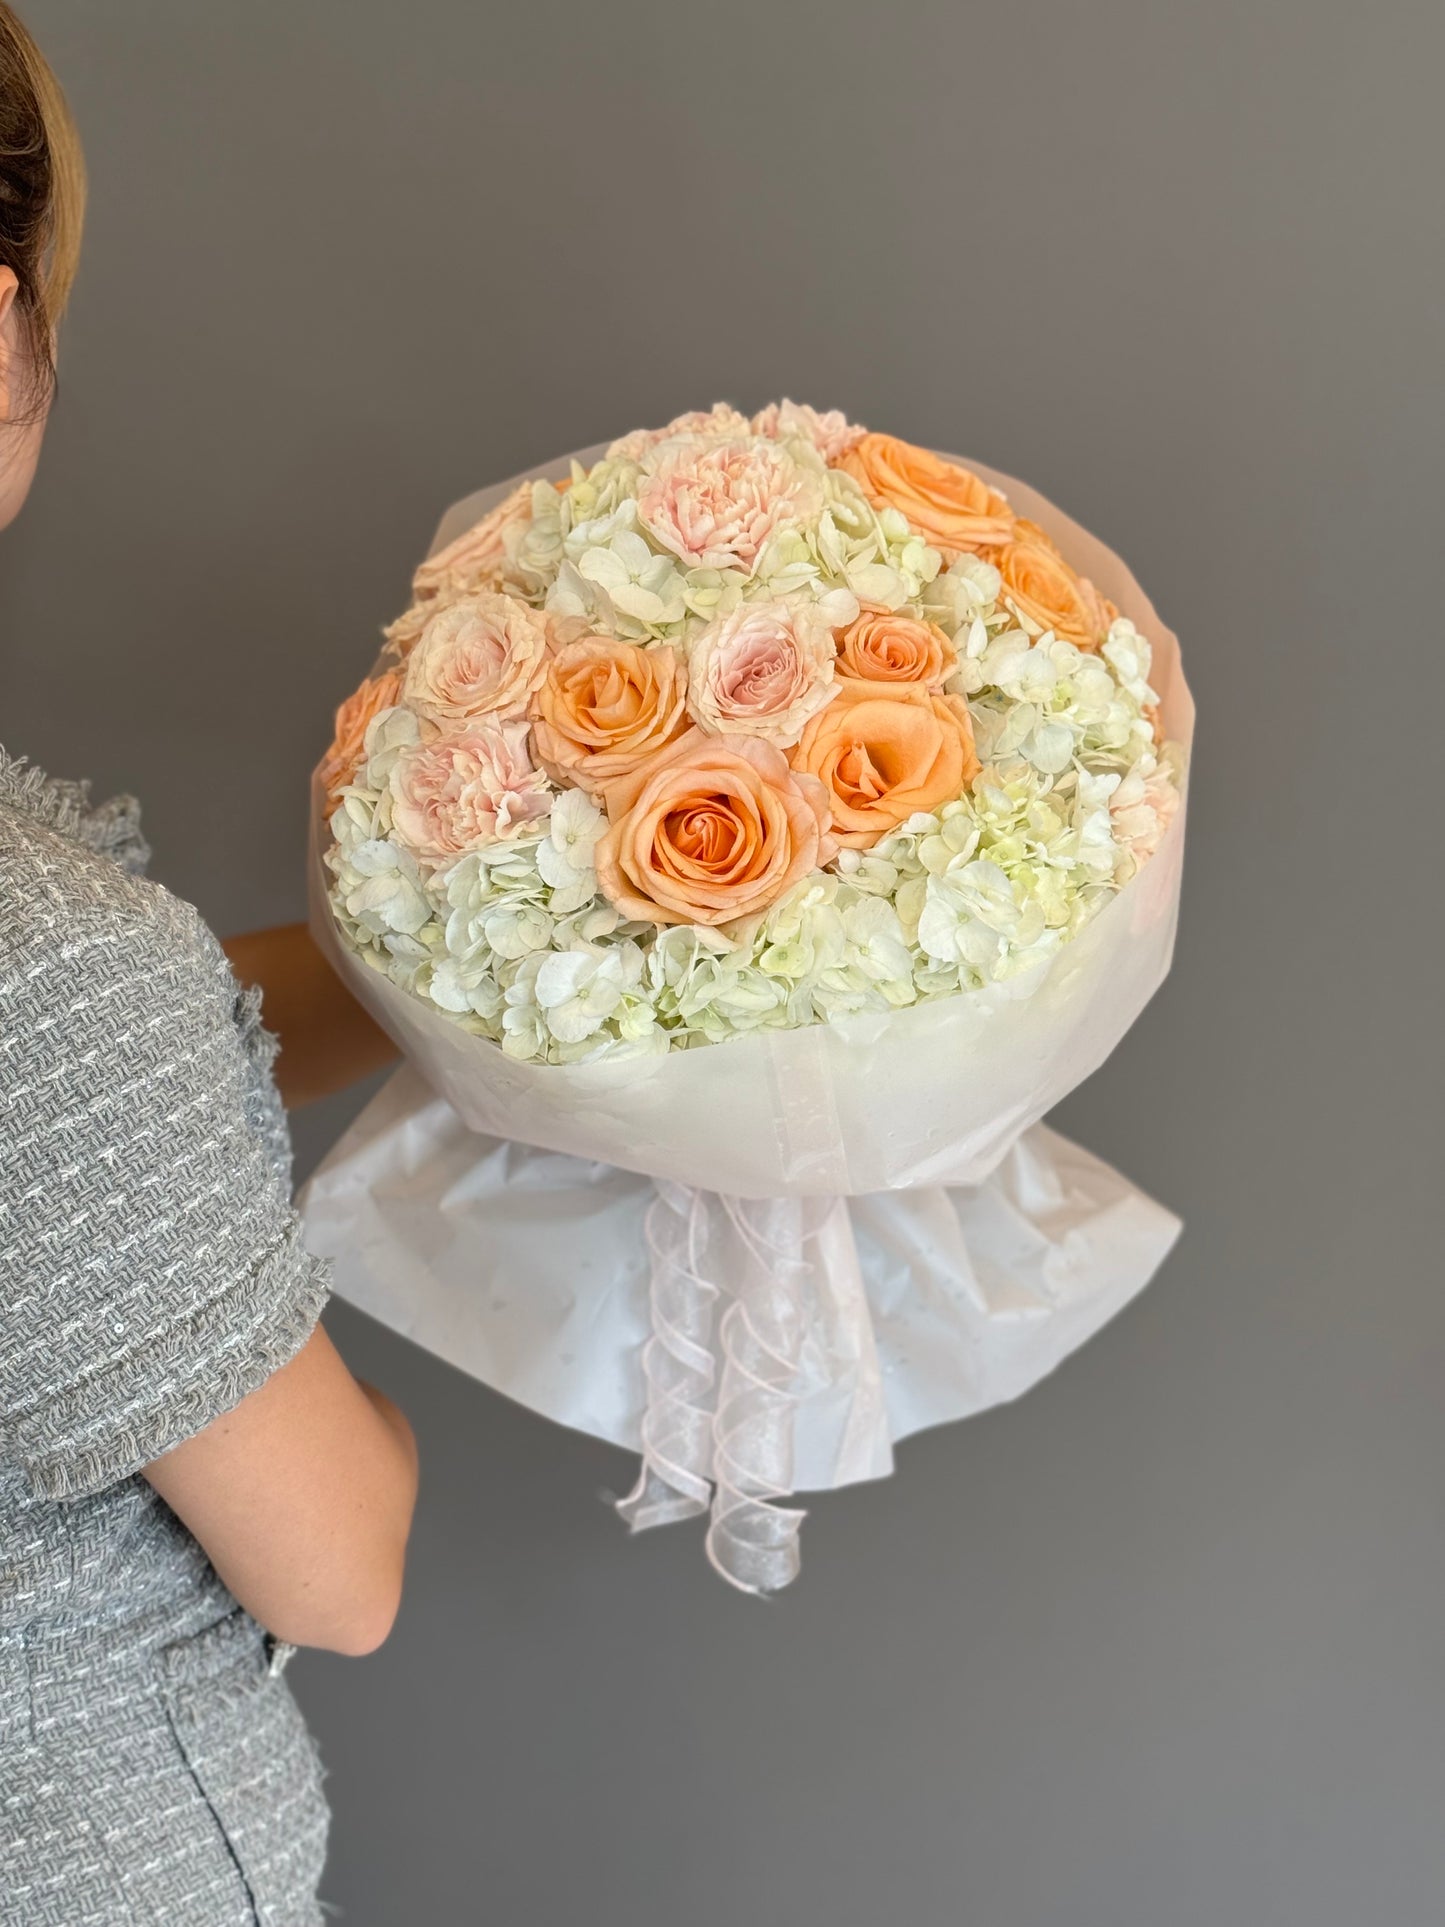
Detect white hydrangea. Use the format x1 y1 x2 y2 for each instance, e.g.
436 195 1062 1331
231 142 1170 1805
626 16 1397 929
326 785 430 950
333 838 432 941
816 468 944 612
535 789 606 915
1101 617 1155 705
360 705 422 787
534 943 646 1045
924 551 1002 635
549 527 691 637
917 857 1049 978
964 626 1153 778
429 952 508 1021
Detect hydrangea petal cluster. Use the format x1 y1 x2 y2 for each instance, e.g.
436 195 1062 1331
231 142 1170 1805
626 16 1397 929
324 404 1184 1062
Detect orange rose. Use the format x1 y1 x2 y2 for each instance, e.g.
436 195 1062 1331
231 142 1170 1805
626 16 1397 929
994 534 1115 651
530 637 689 795
837 434 1015 554
320 669 404 796
1011 517 1061 556
836 609 952 688
595 731 835 927
790 678 979 849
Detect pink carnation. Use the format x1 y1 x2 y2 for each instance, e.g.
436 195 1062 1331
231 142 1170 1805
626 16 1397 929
638 439 823 577
607 404 751 463
388 722 552 860
687 598 838 748
751 399 866 464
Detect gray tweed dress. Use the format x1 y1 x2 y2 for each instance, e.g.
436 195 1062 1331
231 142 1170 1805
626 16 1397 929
0 749 332 1926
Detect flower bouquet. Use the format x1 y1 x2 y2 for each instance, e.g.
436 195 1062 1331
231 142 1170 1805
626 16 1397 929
301 403 1192 1591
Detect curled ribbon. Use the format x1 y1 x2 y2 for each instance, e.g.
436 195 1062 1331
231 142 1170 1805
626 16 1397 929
615 1181 718 1532
617 1184 835 1594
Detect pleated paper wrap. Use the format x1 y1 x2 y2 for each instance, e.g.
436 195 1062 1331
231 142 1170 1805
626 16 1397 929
301 448 1193 1592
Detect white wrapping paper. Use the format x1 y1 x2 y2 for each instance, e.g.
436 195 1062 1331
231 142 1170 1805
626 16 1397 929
300 450 1193 1590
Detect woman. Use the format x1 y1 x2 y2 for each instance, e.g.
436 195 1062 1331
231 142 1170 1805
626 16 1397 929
1 9 417 1923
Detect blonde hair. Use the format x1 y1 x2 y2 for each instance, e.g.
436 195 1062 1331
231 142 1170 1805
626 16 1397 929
0 1 85 396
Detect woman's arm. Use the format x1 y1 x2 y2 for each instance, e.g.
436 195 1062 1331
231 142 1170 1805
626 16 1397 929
143 1325 420 1656
222 922 398 1109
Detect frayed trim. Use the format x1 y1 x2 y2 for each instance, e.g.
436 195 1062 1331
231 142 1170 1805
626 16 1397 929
234 981 282 1080
0 742 150 876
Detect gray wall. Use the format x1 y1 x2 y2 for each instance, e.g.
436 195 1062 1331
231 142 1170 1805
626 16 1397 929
5 4 1442 1922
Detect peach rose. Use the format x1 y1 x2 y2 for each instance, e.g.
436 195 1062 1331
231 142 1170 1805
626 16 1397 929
994 534 1115 651
790 678 980 849
402 591 551 727
686 598 837 747
835 610 952 688
383 483 534 655
1010 516 1061 556
594 731 835 927
530 637 690 795
388 721 552 861
837 434 1016 554
320 669 403 796
412 481 532 604
637 438 823 576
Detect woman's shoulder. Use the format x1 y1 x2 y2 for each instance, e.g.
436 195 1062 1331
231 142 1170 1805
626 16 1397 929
0 743 151 873
0 751 293 1173
0 768 266 1197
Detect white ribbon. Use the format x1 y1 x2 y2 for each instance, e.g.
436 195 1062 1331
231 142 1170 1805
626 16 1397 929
617 1183 847 1594
614 1181 717 1532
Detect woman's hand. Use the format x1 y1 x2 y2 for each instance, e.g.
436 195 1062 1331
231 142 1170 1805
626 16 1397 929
222 922 398 1109
143 1326 420 1655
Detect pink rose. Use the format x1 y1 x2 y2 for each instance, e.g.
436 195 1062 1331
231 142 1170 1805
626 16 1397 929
637 438 823 577
751 399 866 463
402 591 551 727
687 598 838 748
388 723 552 860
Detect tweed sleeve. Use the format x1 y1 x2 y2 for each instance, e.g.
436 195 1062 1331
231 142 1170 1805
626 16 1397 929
0 869 330 1502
